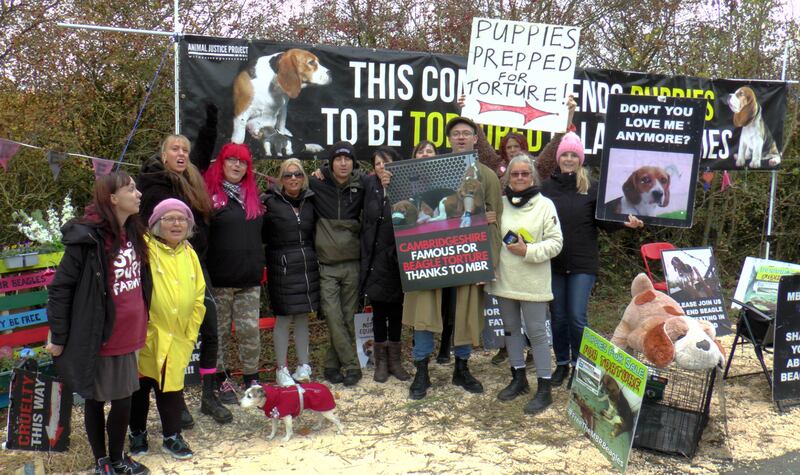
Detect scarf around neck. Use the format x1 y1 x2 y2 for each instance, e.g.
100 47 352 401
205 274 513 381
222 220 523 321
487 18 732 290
222 180 244 207
504 185 540 208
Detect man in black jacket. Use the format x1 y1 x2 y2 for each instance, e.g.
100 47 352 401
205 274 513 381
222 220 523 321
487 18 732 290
309 142 367 386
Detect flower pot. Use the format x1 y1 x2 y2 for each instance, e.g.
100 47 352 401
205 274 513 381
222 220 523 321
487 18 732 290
3 252 39 269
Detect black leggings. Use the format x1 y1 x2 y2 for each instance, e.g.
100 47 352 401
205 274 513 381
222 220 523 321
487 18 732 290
129 377 183 437
85 397 131 462
371 300 403 342
199 265 219 369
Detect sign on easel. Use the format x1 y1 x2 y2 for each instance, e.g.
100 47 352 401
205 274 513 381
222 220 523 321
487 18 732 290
462 18 579 132
773 274 800 406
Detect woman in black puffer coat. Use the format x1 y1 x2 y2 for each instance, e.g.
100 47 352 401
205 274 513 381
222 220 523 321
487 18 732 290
262 158 319 386
360 147 411 383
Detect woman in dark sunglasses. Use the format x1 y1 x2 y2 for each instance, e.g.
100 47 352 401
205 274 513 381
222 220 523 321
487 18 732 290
261 158 320 387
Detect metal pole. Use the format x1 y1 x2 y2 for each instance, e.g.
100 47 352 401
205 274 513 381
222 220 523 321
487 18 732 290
57 22 175 37
174 0 181 134
765 40 791 259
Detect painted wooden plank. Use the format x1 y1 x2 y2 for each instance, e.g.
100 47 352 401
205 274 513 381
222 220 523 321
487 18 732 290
0 252 64 274
0 290 48 311
0 326 49 348
0 269 55 294
0 308 48 331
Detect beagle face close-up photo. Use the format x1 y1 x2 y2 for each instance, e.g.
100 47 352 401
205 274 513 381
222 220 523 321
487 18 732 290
614 166 671 217
727 86 781 169
231 48 332 156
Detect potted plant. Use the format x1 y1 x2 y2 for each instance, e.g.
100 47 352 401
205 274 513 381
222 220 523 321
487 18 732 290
2 195 73 270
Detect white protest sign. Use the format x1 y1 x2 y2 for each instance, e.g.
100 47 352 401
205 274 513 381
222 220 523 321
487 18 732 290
463 18 580 133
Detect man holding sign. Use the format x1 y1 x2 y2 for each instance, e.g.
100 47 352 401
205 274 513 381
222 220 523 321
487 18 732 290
392 117 503 400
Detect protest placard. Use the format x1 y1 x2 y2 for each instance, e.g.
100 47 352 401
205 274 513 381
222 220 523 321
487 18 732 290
385 151 494 292
773 274 800 405
568 328 647 473
462 18 579 132
662 247 731 336
596 94 705 228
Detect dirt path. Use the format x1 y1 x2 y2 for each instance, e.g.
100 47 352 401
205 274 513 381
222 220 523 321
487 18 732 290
3 336 799 474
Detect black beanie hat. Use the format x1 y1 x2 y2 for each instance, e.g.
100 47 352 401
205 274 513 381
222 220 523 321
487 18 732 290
328 141 358 167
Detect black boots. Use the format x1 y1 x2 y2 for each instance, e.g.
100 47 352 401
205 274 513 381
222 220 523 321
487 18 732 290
201 375 233 424
550 364 570 387
386 341 410 381
452 357 484 393
409 358 431 400
180 398 194 430
523 378 553 415
497 367 530 401
373 342 389 383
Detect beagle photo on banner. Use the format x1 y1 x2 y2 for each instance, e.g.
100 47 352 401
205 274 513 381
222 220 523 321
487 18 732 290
596 94 705 229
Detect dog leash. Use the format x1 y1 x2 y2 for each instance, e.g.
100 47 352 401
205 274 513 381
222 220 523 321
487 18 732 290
294 384 306 413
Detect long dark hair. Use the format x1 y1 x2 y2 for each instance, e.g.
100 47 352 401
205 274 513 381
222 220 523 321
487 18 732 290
160 134 213 221
80 171 148 264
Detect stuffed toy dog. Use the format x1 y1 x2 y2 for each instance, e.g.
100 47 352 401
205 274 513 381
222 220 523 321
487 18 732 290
610 273 725 370
240 382 343 441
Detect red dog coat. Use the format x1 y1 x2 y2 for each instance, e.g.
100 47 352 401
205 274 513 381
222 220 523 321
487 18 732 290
260 382 336 419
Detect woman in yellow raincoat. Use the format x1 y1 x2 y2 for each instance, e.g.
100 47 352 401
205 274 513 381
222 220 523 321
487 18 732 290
128 198 205 460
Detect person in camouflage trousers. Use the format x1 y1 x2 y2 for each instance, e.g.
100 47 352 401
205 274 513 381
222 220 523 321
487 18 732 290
214 287 262 386
203 143 266 403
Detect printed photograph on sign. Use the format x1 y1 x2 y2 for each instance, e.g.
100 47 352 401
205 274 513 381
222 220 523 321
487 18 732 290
462 18 580 132
355 312 375 369
733 257 800 314
567 328 647 473
595 94 705 228
385 151 495 292
661 247 731 336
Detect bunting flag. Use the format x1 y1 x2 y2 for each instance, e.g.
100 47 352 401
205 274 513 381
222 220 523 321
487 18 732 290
47 151 67 180
0 138 21 170
91 157 115 178
721 170 733 192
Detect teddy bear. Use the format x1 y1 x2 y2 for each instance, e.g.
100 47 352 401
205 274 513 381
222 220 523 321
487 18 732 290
610 273 725 370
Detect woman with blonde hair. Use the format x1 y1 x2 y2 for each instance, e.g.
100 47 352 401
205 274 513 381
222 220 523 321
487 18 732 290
262 158 320 386
540 132 643 388
138 134 232 425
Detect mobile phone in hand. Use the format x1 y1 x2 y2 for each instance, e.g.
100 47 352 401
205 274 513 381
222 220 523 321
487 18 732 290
503 230 518 245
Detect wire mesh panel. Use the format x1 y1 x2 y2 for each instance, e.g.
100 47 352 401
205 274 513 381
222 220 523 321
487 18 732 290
632 355 717 458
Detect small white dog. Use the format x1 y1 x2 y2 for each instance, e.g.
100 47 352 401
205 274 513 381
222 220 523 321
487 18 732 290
240 383 343 441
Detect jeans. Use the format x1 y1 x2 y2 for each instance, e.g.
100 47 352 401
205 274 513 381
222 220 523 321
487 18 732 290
413 330 471 361
550 272 596 365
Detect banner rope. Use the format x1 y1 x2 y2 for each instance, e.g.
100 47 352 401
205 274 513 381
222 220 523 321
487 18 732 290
116 40 173 170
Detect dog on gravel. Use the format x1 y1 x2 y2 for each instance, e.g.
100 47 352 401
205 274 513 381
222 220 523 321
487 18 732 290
239 382 343 441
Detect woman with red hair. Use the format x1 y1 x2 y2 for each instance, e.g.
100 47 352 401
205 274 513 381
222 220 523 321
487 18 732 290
204 143 266 394
498 133 530 177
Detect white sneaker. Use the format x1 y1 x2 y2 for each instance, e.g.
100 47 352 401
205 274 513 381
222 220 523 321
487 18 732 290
292 364 312 382
276 367 295 387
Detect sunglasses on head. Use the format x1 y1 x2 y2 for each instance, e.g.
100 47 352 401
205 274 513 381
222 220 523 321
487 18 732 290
282 171 303 179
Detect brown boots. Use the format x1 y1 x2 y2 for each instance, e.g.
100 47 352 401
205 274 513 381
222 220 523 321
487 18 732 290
373 341 410 382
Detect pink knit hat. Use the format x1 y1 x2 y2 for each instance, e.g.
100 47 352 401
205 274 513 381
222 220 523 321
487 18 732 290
148 198 194 229
556 132 585 166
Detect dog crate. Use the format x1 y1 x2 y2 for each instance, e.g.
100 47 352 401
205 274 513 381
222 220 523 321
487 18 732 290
632 356 717 459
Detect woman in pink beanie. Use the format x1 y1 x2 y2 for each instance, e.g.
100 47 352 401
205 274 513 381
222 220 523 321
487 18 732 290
540 132 643 389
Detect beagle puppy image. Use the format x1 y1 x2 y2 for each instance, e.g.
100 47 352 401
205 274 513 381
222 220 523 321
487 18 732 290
391 200 419 226
240 383 343 442
597 374 634 439
613 166 670 217
727 86 781 168
231 49 331 156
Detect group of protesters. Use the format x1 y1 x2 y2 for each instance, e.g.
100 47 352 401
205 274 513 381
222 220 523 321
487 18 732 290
44 95 644 475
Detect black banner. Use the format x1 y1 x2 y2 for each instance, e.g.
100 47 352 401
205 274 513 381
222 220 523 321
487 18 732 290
180 35 787 170
5 368 71 452
773 274 800 403
482 294 504 349
596 94 705 228
184 340 202 386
